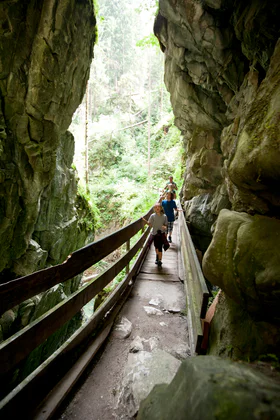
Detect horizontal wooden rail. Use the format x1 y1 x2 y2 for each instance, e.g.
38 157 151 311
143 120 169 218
0 226 150 375
0 209 152 316
178 202 209 355
0 227 152 418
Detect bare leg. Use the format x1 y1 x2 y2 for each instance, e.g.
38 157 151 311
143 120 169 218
155 249 162 259
168 229 173 242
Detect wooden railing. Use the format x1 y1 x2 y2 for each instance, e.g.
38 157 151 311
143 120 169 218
0 208 152 418
0 202 211 417
177 203 209 355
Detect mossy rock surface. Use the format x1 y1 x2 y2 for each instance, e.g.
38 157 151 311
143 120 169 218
203 209 280 320
137 356 280 420
207 291 280 361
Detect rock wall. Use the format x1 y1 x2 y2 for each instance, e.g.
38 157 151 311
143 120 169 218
0 0 96 279
155 0 280 358
0 0 96 366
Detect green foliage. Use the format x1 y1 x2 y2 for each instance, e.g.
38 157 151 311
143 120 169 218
85 115 182 230
71 0 184 234
135 0 158 15
258 354 280 370
136 34 159 49
76 184 101 232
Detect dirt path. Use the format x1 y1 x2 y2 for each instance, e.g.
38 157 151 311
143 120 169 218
56 221 190 420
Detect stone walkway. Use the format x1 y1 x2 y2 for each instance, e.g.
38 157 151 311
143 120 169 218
57 221 190 420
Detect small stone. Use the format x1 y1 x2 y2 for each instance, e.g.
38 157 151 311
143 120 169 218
113 317 132 339
143 306 164 316
145 337 159 351
171 343 191 361
129 336 144 353
167 307 181 314
149 298 161 306
160 322 168 327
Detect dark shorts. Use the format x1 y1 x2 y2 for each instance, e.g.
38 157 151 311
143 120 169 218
148 232 170 252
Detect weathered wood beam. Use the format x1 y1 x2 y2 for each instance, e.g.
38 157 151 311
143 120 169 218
0 228 151 418
0 209 152 315
0 226 150 375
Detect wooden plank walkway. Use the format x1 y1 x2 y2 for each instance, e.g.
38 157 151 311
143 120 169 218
55 220 189 420
138 223 180 282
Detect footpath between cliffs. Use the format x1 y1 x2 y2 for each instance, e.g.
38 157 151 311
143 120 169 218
56 221 189 420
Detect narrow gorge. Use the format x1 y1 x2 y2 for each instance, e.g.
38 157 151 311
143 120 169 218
0 0 280 418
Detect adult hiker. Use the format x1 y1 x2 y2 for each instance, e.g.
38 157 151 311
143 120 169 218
164 175 178 199
142 202 169 266
161 192 178 243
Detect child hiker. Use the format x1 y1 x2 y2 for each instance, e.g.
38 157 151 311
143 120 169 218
142 202 169 266
161 192 178 243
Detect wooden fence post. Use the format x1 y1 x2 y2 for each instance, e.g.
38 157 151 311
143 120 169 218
126 240 130 274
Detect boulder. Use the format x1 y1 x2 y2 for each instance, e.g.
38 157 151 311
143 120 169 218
137 356 280 420
207 291 280 361
117 349 181 418
203 209 280 320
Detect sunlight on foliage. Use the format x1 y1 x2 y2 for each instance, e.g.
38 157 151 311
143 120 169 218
71 0 183 236
136 34 159 49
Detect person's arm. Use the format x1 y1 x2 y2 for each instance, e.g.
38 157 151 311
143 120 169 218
173 182 178 190
161 215 168 231
142 217 152 227
173 201 183 212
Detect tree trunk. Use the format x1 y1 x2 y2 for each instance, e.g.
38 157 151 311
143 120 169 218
148 53 151 177
85 82 89 192
160 54 164 121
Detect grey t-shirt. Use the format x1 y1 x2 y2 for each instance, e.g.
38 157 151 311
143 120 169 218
148 213 168 235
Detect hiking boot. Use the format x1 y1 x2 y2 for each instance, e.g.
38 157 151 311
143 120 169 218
168 236 172 243
155 255 159 264
158 260 162 267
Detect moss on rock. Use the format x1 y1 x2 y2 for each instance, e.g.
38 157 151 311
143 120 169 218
202 209 280 320
137 356 280 420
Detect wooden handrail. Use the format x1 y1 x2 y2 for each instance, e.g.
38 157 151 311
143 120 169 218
177 202 209 355
0 199 210 416
0 219 152 417
0 228 150 375
0 209 152 315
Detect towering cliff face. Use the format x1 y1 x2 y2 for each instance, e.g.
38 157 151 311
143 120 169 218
0 0 96 279
155 0 280 358
0 0 96 348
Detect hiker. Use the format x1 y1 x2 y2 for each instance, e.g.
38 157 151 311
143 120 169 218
161 192 178 243
142 203 169 266
164 175 178 199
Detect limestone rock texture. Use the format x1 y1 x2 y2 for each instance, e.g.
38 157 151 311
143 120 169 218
0 0 95 277
0 0 95 352
155 0 280 357
137 356 280 420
